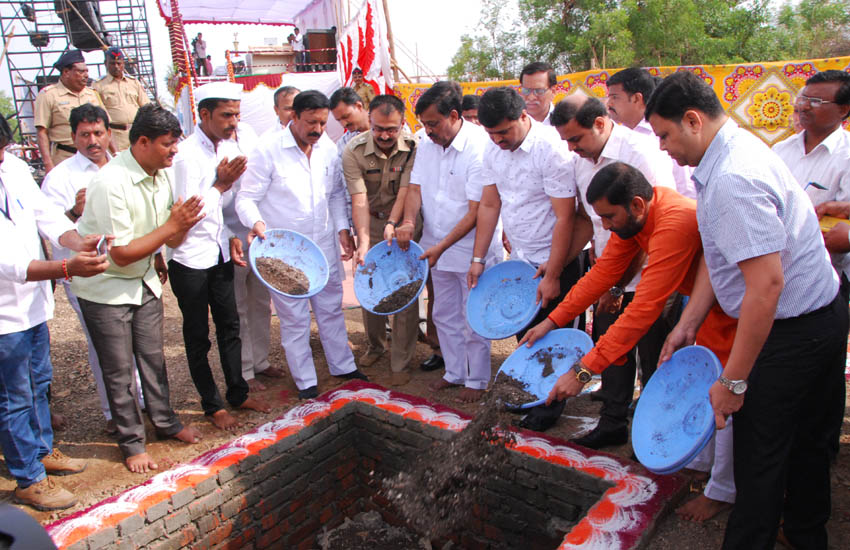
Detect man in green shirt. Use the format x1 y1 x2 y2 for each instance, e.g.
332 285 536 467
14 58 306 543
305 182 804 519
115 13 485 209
74 104 204 473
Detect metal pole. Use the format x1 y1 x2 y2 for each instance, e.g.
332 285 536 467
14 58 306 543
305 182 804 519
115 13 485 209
380 0 399 83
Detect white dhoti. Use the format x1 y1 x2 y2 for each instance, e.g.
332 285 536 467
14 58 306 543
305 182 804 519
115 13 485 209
686 418 736 503
269 258 356 390
62 281 144 420
233 258 272 379
431 269 492 390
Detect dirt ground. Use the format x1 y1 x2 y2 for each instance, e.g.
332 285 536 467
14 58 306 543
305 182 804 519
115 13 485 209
2 285 849 549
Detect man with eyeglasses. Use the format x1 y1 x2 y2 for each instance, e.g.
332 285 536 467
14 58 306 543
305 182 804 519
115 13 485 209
773 70 850 466
342 94 420 385
34 50 105 172
519 62 558 126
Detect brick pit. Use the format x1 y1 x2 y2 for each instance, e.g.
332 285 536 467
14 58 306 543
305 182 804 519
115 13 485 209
47 382 686 550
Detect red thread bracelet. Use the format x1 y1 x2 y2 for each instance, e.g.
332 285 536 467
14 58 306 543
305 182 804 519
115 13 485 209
62 259 72 281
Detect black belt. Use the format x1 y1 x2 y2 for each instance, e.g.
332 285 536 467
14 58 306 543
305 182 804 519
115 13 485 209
109 123 129 131
55 143 76 154
370 210 390 220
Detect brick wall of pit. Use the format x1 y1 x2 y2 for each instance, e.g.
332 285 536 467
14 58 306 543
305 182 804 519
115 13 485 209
72 401 611 550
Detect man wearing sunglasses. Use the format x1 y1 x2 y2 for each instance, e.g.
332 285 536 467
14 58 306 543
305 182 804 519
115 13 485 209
773 70 850 467
519 62 558 126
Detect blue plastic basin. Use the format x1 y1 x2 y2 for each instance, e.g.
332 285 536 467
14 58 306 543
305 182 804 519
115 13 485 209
467 260 542 340
249 229 329 299
353 239 428 316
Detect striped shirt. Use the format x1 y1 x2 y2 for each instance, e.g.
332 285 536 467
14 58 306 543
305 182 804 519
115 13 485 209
692 119 837 319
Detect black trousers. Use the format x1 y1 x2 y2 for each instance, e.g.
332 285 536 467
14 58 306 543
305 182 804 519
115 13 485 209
721 293 848 550
168 258 248 415
597 292 676 430
515 256 585 423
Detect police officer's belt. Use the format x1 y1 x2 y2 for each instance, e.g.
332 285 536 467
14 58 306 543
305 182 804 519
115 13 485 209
55 143 77 154
370 210 390 220
109 123 129 131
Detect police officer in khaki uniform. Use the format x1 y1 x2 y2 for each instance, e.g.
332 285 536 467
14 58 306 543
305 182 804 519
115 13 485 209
34 49 104 172
352 67 376 110
93 47 150 152
342 94 420 385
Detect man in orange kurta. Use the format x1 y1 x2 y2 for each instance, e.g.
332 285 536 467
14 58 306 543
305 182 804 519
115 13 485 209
520 161 738 521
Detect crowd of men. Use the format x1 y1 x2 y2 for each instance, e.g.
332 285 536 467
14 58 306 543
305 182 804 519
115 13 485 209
2 49 849 549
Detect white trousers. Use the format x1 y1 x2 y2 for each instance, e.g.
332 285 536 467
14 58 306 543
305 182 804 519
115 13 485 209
62 281 143 420
687 417 736 503
233 261 272 379
269 259 356 390
431 269 492 390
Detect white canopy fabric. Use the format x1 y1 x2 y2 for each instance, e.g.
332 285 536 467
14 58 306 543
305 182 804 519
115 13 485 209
156 0 335 26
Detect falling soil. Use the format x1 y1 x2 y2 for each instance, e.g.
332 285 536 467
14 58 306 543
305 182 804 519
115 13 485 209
373 279 423 313
255 257 310 295
493 372 538 408
318 510 428 549
383 387 517 539
530 346 567 378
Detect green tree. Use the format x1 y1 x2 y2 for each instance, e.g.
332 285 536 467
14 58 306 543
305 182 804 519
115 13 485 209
0 90 19 141
447 0 526 81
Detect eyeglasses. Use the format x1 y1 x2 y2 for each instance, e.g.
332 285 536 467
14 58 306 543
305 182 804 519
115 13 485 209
371 125 400 136
520 87 550 97
795 94 836 108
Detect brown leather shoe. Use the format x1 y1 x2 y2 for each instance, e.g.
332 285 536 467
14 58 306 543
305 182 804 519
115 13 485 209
15 478 77 511
390 370 411 386
41 448 87 476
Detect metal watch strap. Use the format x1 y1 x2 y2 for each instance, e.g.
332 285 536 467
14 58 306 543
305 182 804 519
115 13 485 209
471 257 485 265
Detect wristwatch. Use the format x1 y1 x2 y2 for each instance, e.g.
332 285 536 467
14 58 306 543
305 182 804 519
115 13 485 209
572 361 593 384
717 375 748 395
471 257 486 265
385 220 397 227
609 286 625 298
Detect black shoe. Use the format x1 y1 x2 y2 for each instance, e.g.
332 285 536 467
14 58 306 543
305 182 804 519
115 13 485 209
420 354 444 372
298 386 318 400
336 369 369 381
517 399 567 432
571 425 628 450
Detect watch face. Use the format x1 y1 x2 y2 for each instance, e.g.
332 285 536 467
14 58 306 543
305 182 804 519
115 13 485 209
578 371 592 383
733 381 748 395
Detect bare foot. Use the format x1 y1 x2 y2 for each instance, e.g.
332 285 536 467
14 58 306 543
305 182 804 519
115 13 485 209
257 366 286 379
676 494 732 522
429 379 461 392
125 452 158 473
210 410 239 431
239 396 271 414
51 410 67 431
247 378 267 391
172 425 202 444
456 388 485 403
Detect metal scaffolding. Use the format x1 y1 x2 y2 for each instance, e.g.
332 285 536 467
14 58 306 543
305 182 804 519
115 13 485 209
0 1 158 147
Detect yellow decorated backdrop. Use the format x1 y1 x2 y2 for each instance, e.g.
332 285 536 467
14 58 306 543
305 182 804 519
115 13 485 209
394 56 850 146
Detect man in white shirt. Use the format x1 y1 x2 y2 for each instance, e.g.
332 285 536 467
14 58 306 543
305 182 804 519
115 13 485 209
170 83 271 431
396 81 501 402
550 94 676 448
773 69 850 466
469 86 590 431
237 90 365 399
292 27 305 72
41 103 145 435
606 67 697 199
519 62 557 126
0 114 109 511
269 86 300 136
331 86 370 235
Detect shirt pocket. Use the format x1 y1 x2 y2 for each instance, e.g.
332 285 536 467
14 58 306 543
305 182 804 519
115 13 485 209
364 170 383 197
446 172 467 202
99 90 121 108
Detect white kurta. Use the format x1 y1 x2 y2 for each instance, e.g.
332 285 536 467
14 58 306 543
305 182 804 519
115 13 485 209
411 121 500 389
236 126 355 389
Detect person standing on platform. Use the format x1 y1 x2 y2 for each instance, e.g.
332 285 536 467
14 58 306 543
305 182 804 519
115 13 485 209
352 68 376 110
237 90 366 399
73 104 205 473
169 82 271 430
34 50 104 172
397 81 502 401
342 94 419 385
0 114 107 511
648 71 847 549
468 87 590 432
92 47 150 152
41 103 146 435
